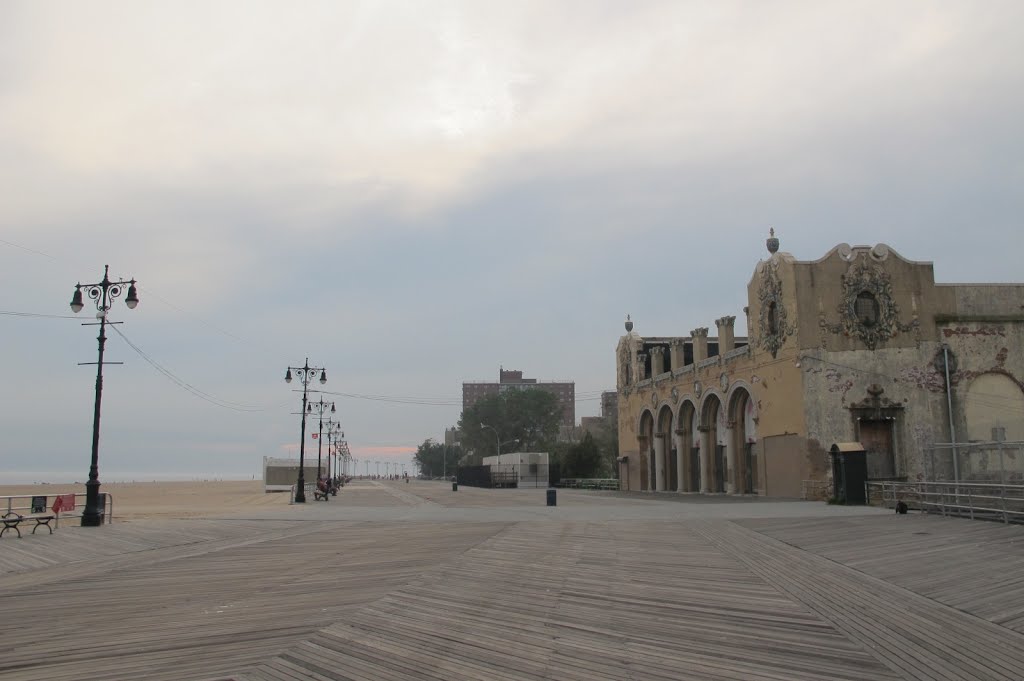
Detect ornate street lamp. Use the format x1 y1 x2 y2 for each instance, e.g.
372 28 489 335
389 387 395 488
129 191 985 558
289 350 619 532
284 359 326 503
70 266 139 527
308 396 335 480
324 420 341 480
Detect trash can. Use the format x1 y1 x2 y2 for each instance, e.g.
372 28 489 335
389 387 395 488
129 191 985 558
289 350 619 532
452 481 458 492
546 488 557 507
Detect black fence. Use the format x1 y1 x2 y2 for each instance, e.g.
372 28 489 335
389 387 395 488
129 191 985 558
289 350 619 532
457 464 561 489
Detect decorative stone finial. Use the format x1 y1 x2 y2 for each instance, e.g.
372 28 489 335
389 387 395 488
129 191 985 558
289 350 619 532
766 227 779 255
625 314 633 333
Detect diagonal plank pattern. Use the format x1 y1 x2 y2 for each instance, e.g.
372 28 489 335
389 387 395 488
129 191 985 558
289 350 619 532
694 520 1024 681
737 514 1024 633
240 521 899 681
5 484 1024 681
0 520 507 681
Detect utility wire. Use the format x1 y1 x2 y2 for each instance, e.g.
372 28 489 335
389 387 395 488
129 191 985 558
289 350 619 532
1 310 80 319
110 325 267 412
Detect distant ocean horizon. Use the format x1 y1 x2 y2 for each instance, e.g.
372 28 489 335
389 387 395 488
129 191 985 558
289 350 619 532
0 471 257 485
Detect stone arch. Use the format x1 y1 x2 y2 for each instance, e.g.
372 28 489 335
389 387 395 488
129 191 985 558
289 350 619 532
727 384 758 494
655 403 675 491
637 408 655 491
700 392 726 493
965 373 1024 442
675 398 700 492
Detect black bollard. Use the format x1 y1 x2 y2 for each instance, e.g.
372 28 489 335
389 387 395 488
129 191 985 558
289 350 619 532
546 488 557 507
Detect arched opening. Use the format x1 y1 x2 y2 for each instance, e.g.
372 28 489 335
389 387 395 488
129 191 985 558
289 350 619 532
657 405 675 491
703 395 725 493
966 373 1024 442
637 409 655 491
729 388 758 494
678 401 700 492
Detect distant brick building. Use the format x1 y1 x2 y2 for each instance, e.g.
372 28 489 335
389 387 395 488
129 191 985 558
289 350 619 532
463 368 575 428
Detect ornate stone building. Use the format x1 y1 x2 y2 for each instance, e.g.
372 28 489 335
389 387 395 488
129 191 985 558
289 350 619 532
615 232 1024 497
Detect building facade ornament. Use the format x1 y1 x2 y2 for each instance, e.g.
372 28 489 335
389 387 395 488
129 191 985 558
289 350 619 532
719 372 729 392
757 259 795 358
693 380 703 398
819 254 919 350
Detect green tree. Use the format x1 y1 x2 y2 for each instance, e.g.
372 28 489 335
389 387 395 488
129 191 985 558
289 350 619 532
412 439 462 478
562 432 604 478
458 389 563 462
595 417 620 478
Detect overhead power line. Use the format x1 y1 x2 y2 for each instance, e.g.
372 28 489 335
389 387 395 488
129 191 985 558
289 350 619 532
110 325 267 412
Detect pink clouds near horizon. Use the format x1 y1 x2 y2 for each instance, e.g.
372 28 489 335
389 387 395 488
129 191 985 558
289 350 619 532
353 446 416 459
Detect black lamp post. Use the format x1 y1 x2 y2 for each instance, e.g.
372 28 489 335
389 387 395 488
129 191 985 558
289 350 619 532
308 396 335 480
70 265 139 527
284 359 326 503
324 420 341 480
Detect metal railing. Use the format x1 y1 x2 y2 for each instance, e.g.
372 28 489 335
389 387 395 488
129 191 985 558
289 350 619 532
1 492 114 527
867 480 1024 525
924 441 1024 485
558 478 620 490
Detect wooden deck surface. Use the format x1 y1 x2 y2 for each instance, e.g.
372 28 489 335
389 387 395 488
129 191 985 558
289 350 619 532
2 480 1022 680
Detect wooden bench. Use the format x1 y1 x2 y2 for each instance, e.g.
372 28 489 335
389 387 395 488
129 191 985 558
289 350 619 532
1 511 56 538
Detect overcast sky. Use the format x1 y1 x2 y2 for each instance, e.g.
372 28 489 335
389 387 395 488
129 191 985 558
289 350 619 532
3 1 1022 483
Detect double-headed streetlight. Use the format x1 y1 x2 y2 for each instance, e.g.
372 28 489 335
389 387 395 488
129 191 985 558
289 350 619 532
70 266 139 527
326 421 342 479
285 359 326 503
308 396 335 479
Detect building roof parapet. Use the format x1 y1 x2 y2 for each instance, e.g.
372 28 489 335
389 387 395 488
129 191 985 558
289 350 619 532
653 371 673 384
723 346 750 362
672 365 695 378
635 378 652 390
463 379 574 385
697 356 720 370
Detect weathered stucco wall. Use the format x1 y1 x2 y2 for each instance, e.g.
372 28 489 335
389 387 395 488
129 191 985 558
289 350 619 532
942 319 1024 442
615 240 1024 495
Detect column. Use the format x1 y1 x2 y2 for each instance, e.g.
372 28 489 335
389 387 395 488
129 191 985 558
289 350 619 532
653 433 666 491
716 316 736 353
670 338 686 370
674 428 686 492
637 435 649 490
725 422 737 494
691 328 709 363
699 426 711 493
650 346 666 377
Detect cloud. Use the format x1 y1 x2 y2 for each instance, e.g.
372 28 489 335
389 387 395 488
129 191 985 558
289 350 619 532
2 1 1023 481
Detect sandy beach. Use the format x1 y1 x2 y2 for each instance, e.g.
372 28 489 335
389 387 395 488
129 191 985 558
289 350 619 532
0 479 290 520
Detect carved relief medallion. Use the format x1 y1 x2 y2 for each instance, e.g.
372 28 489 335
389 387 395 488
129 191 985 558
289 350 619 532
693 380 703 398
819 255 918 350
757 260 795 358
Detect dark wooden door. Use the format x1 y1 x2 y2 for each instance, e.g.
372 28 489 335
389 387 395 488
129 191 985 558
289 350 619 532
860 420 895 479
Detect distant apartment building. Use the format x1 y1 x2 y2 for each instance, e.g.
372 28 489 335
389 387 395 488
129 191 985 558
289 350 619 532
463 368 576 429
601 391 618 419
444 426 461 448
577 391 620 440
